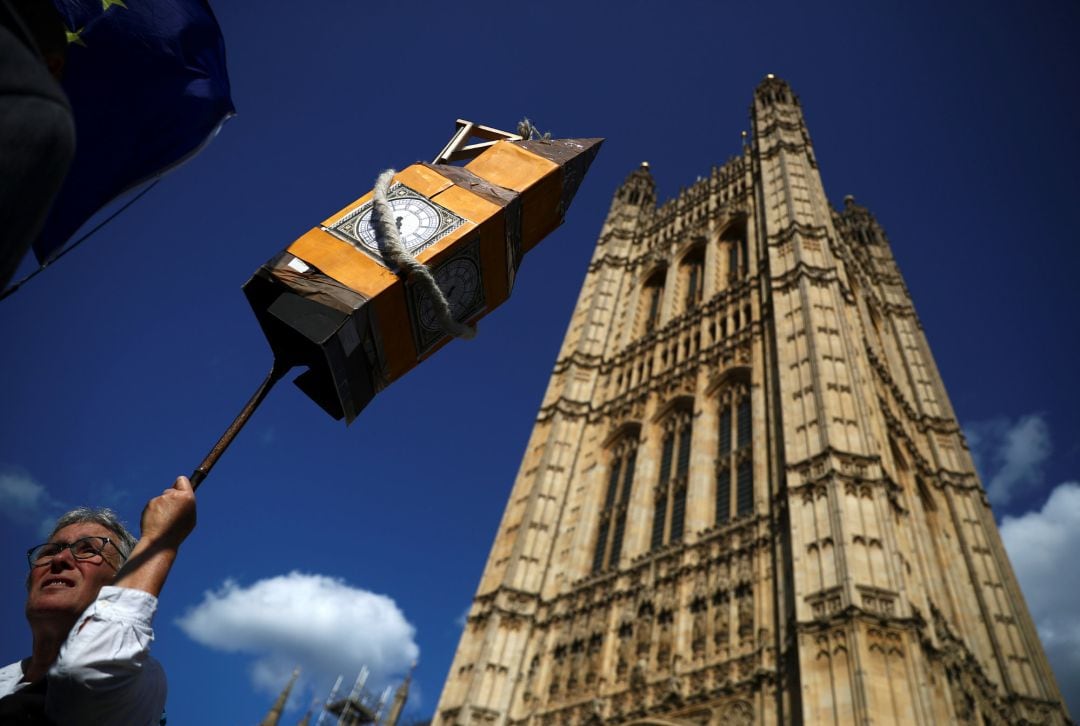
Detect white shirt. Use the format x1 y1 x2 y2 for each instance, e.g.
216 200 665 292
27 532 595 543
0 586 167 725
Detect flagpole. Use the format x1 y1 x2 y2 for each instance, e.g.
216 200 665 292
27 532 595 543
189 361 290 489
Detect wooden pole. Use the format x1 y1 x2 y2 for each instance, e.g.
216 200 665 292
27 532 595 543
189 361 290 489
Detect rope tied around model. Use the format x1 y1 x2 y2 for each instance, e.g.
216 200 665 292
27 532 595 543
371 119 550 339
516 118 551 141
371 169 476 340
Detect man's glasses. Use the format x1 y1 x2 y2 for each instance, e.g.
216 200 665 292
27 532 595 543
27 537 115 567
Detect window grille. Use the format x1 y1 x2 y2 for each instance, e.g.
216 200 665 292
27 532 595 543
652 409 693 550
717 387 753 523
592 435 638 573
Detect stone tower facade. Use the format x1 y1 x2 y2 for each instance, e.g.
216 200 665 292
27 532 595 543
432 77 1069 725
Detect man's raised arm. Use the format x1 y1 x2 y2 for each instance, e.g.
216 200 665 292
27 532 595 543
114 476 197 597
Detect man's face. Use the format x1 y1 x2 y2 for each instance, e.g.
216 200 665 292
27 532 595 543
25 522 122 625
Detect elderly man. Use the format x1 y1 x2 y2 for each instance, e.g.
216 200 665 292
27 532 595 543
0 476 196 724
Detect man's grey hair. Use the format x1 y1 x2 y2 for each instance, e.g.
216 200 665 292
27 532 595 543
50 507 138 563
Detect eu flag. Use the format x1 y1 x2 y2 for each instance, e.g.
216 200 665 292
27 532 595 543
35 0 233 263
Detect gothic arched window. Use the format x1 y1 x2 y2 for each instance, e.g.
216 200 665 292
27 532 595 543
680 247 705 312
716 378 753 523
650 403 693 550
592 430 639 573
639 268 665 335
720 218 749 283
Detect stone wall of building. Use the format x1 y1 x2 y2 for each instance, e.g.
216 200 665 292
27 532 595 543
431 77 1069 726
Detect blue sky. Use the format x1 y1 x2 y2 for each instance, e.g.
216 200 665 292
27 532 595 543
2 0 1078 721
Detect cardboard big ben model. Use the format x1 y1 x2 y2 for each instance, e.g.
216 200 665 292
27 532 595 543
242 135 602 423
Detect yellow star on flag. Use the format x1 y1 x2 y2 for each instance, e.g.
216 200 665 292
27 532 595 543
65 26 87 47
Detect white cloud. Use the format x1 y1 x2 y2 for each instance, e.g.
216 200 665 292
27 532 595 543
963 414 1077 712
1000 482 1080 714
0 471 47 512
0 468 61 535
176 571 419 699
965 414 1051 506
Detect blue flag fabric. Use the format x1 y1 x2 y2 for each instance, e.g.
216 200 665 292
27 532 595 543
35 0 233 263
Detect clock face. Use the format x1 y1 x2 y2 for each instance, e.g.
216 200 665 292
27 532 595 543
324 183 465 266
408 238 486 353
356 196 441 254
418 257 481 331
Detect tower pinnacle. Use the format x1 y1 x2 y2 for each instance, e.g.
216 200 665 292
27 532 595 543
615 161 656 207
382 662 415 726
259 667 300 726
753 73 799 108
